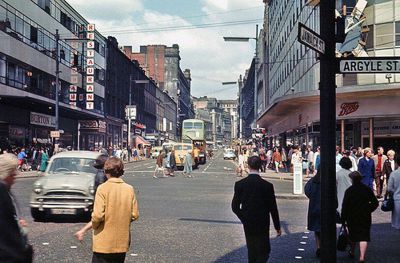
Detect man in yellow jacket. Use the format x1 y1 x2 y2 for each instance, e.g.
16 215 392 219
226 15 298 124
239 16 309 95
91 157 139 263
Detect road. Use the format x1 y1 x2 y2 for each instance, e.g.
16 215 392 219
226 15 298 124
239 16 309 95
12 150 400 262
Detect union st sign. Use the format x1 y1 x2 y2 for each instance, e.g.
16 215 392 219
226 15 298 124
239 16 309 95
339 57 400 74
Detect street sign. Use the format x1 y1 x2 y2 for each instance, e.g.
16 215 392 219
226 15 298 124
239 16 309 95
50 131 60 138
339 57 400 74
293 163 303 195
125 105 137 120
298 22 325 55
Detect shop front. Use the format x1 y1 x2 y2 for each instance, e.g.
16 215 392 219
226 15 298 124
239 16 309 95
105 117 123 148
79 120 106 150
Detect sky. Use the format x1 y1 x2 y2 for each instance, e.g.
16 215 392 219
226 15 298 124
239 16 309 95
67 0 264 100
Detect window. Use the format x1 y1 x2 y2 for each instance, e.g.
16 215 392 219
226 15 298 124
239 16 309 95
396 21 400 46
375 23 394 49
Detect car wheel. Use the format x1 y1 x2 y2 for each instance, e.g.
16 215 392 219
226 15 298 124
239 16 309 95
31 208 45 222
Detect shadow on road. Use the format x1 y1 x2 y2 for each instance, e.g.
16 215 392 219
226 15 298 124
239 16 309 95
213 222 400 263
179 218 242 225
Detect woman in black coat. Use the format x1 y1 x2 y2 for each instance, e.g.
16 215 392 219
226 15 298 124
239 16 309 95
341 171 379 263
304 170 321 257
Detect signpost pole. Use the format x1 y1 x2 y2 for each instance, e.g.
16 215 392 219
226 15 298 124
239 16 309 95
320 1 337 261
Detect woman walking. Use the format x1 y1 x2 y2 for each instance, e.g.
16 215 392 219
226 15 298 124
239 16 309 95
336 157 353 214
341 171 379 262
40 148 49 172
382 150 398 199
272 148 282 174
388 154 400 230
305 170 321 257
183 152 193 178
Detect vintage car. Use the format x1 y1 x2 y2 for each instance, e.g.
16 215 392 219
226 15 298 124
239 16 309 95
30 151 107 221
223 149 236 160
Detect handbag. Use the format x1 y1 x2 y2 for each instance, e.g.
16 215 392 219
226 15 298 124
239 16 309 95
381 193 394 212
337 224 348 251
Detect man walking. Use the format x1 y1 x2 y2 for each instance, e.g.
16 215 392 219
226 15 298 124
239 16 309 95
232 156 281 263
372 146 387 198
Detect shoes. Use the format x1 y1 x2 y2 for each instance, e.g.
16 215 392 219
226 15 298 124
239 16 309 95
316 248 320 258
153 176 157 178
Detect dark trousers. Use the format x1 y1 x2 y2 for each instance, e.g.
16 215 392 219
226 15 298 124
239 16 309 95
244 231 270 263
92 252 126 263
375 172 383 197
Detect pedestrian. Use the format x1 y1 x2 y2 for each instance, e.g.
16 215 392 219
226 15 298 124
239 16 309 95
291 146 302 172
183 151 193 178
336 146 343 172
281 147 287 172
232 156 281 263
259 148 267 172
304 170 322 257
17 148 27 171
336 157 353 214
266 148 272 170
74 155 108 241
306 146 314 177
388 153 400 230
237 151 245 177
313 146 321 175
382 150 398 199
343 150 358 172
372 146 387 198
153 151 166 178
168 149 176 176
91 157 139 263
0 153 33 262
341 171 379 262
127 146 132 162
272 147 282 174
40 148 49 172
357 148 375 190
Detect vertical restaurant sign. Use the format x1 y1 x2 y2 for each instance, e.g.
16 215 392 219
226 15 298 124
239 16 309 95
86 23 95 110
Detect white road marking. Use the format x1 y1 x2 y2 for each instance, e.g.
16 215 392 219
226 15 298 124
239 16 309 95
42 242 49 245
130 253 138 256
302 236 308 239
70 246 77 249
304 231 310 234
300 242 307 245
295 256 303 259
298 248 305 251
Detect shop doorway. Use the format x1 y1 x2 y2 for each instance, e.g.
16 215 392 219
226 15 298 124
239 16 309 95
362 136 400 153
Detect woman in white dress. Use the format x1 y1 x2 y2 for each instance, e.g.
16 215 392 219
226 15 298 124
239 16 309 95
388 154 400 230
237 151 245 177
336 157 353 214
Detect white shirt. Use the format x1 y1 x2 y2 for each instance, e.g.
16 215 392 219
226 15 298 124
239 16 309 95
390 159 395 172
349 155 358 172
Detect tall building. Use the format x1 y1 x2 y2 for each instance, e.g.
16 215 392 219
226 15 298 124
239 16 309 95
123 44 195 139
0 0 106 149
219 99 238 140
258 0 400 152
106 36 158 148
193 96 233 145
239 60 255 139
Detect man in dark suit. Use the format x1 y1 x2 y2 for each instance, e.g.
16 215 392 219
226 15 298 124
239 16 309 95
232 155 281 263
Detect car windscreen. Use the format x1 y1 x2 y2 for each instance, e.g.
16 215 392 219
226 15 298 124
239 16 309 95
48 157 98 174
174 145 192 151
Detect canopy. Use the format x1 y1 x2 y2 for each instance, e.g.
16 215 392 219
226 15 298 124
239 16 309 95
135 135 151 146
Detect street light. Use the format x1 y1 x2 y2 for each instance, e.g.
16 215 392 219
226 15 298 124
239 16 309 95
223 24 259 127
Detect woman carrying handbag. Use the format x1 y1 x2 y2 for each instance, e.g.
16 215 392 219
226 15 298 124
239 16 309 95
387 154 400 230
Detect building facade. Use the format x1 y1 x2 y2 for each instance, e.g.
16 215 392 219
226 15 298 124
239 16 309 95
106 36 158 148
258 0 400 152
0 0 106 150
155 86 177 143
219 99 238 141
124 44 195 139
239 60 256 140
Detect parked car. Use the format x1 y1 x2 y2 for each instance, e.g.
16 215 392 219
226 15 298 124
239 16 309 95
223 149 236 160
30 151 107 221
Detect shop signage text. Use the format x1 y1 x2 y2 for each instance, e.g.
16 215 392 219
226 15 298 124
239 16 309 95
338 102 359 116
339 57 400 73
30 112 56 128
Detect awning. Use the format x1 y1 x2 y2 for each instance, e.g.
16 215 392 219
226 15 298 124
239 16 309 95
135 135 151 146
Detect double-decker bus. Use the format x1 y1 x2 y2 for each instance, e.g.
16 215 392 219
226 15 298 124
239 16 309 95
182 119 206 165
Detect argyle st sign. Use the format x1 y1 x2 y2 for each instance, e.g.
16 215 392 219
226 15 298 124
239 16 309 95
339 57 400 74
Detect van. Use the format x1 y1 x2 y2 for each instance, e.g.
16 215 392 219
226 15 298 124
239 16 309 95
172 143 194 168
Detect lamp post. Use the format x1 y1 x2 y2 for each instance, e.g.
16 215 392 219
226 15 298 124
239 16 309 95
223 24 259 128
